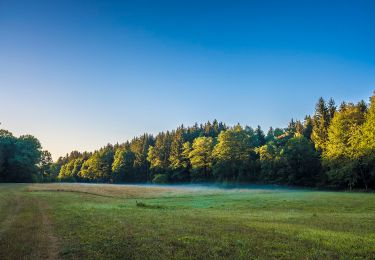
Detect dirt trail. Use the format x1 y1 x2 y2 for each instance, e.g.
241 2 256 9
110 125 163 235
37 199 61 260
0 186 61 259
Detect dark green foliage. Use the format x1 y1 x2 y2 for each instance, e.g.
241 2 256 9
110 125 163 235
282 135 321 186
255 125 266 147
0 131 45 182
303 116 313 140
40 150 54 182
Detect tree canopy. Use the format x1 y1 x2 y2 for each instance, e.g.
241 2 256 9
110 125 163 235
2 92 375 190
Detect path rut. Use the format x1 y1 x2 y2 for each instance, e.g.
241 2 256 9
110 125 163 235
0 187 61 259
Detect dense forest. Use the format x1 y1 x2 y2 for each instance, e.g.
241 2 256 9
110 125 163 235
1 93 374 190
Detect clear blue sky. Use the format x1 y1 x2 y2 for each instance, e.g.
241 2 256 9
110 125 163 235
0 0 374 159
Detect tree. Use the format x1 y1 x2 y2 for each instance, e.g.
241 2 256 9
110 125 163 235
79 145 114 182
57 152 89 182
327 98 337 121
259 135 320 186
265 127 275 143
312 97 330 151
130 134 154 182
40 150 53 182
58 159 76 181
303 116 313 140
353 94 375 190
323 103 366 189
0 131 44 182
112 142 135 182
295 120 304 136
189 136 214 181
168 130 190 182
212 125 257 182
11 135 43 182
259 143 285 183
0 130 15 181
255 125 266 147
147 132 172 181
181 142 192 169
281 135 321 186
169 129 185 170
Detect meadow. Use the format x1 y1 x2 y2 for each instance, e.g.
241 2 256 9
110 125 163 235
0 183 374 259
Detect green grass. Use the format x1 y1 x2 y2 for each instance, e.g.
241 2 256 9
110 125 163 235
0 183 374 259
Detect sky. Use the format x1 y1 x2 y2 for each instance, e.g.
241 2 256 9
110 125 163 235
0 0 374 159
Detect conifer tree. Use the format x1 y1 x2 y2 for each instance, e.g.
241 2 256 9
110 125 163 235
312 97 330 151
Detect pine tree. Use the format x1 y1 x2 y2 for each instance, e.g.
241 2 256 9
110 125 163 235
312 97 330 151
303 116 313 140
327 98 337 121
295 120 304 136
169 129 185 170
265 127 274 143
147 132 172 175
130 134 154 182
255 125 266 147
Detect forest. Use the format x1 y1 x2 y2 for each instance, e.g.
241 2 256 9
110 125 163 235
1 93 374 190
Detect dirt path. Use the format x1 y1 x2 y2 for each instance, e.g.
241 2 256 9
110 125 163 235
0 186 61 259
37 199 61 260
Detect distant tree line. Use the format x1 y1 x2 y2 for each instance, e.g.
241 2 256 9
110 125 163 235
1 93 375 190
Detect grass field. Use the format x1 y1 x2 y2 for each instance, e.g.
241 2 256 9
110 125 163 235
0 183 374 259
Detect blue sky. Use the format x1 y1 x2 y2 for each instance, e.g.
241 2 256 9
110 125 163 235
0 0 374 159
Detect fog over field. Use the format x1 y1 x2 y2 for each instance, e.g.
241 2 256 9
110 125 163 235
29 182 302 197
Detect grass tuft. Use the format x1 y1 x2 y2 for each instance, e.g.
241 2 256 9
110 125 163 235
136 200 164 209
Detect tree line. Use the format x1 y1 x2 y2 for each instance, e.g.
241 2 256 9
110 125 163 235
1 93 374 190
0 129 53 182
